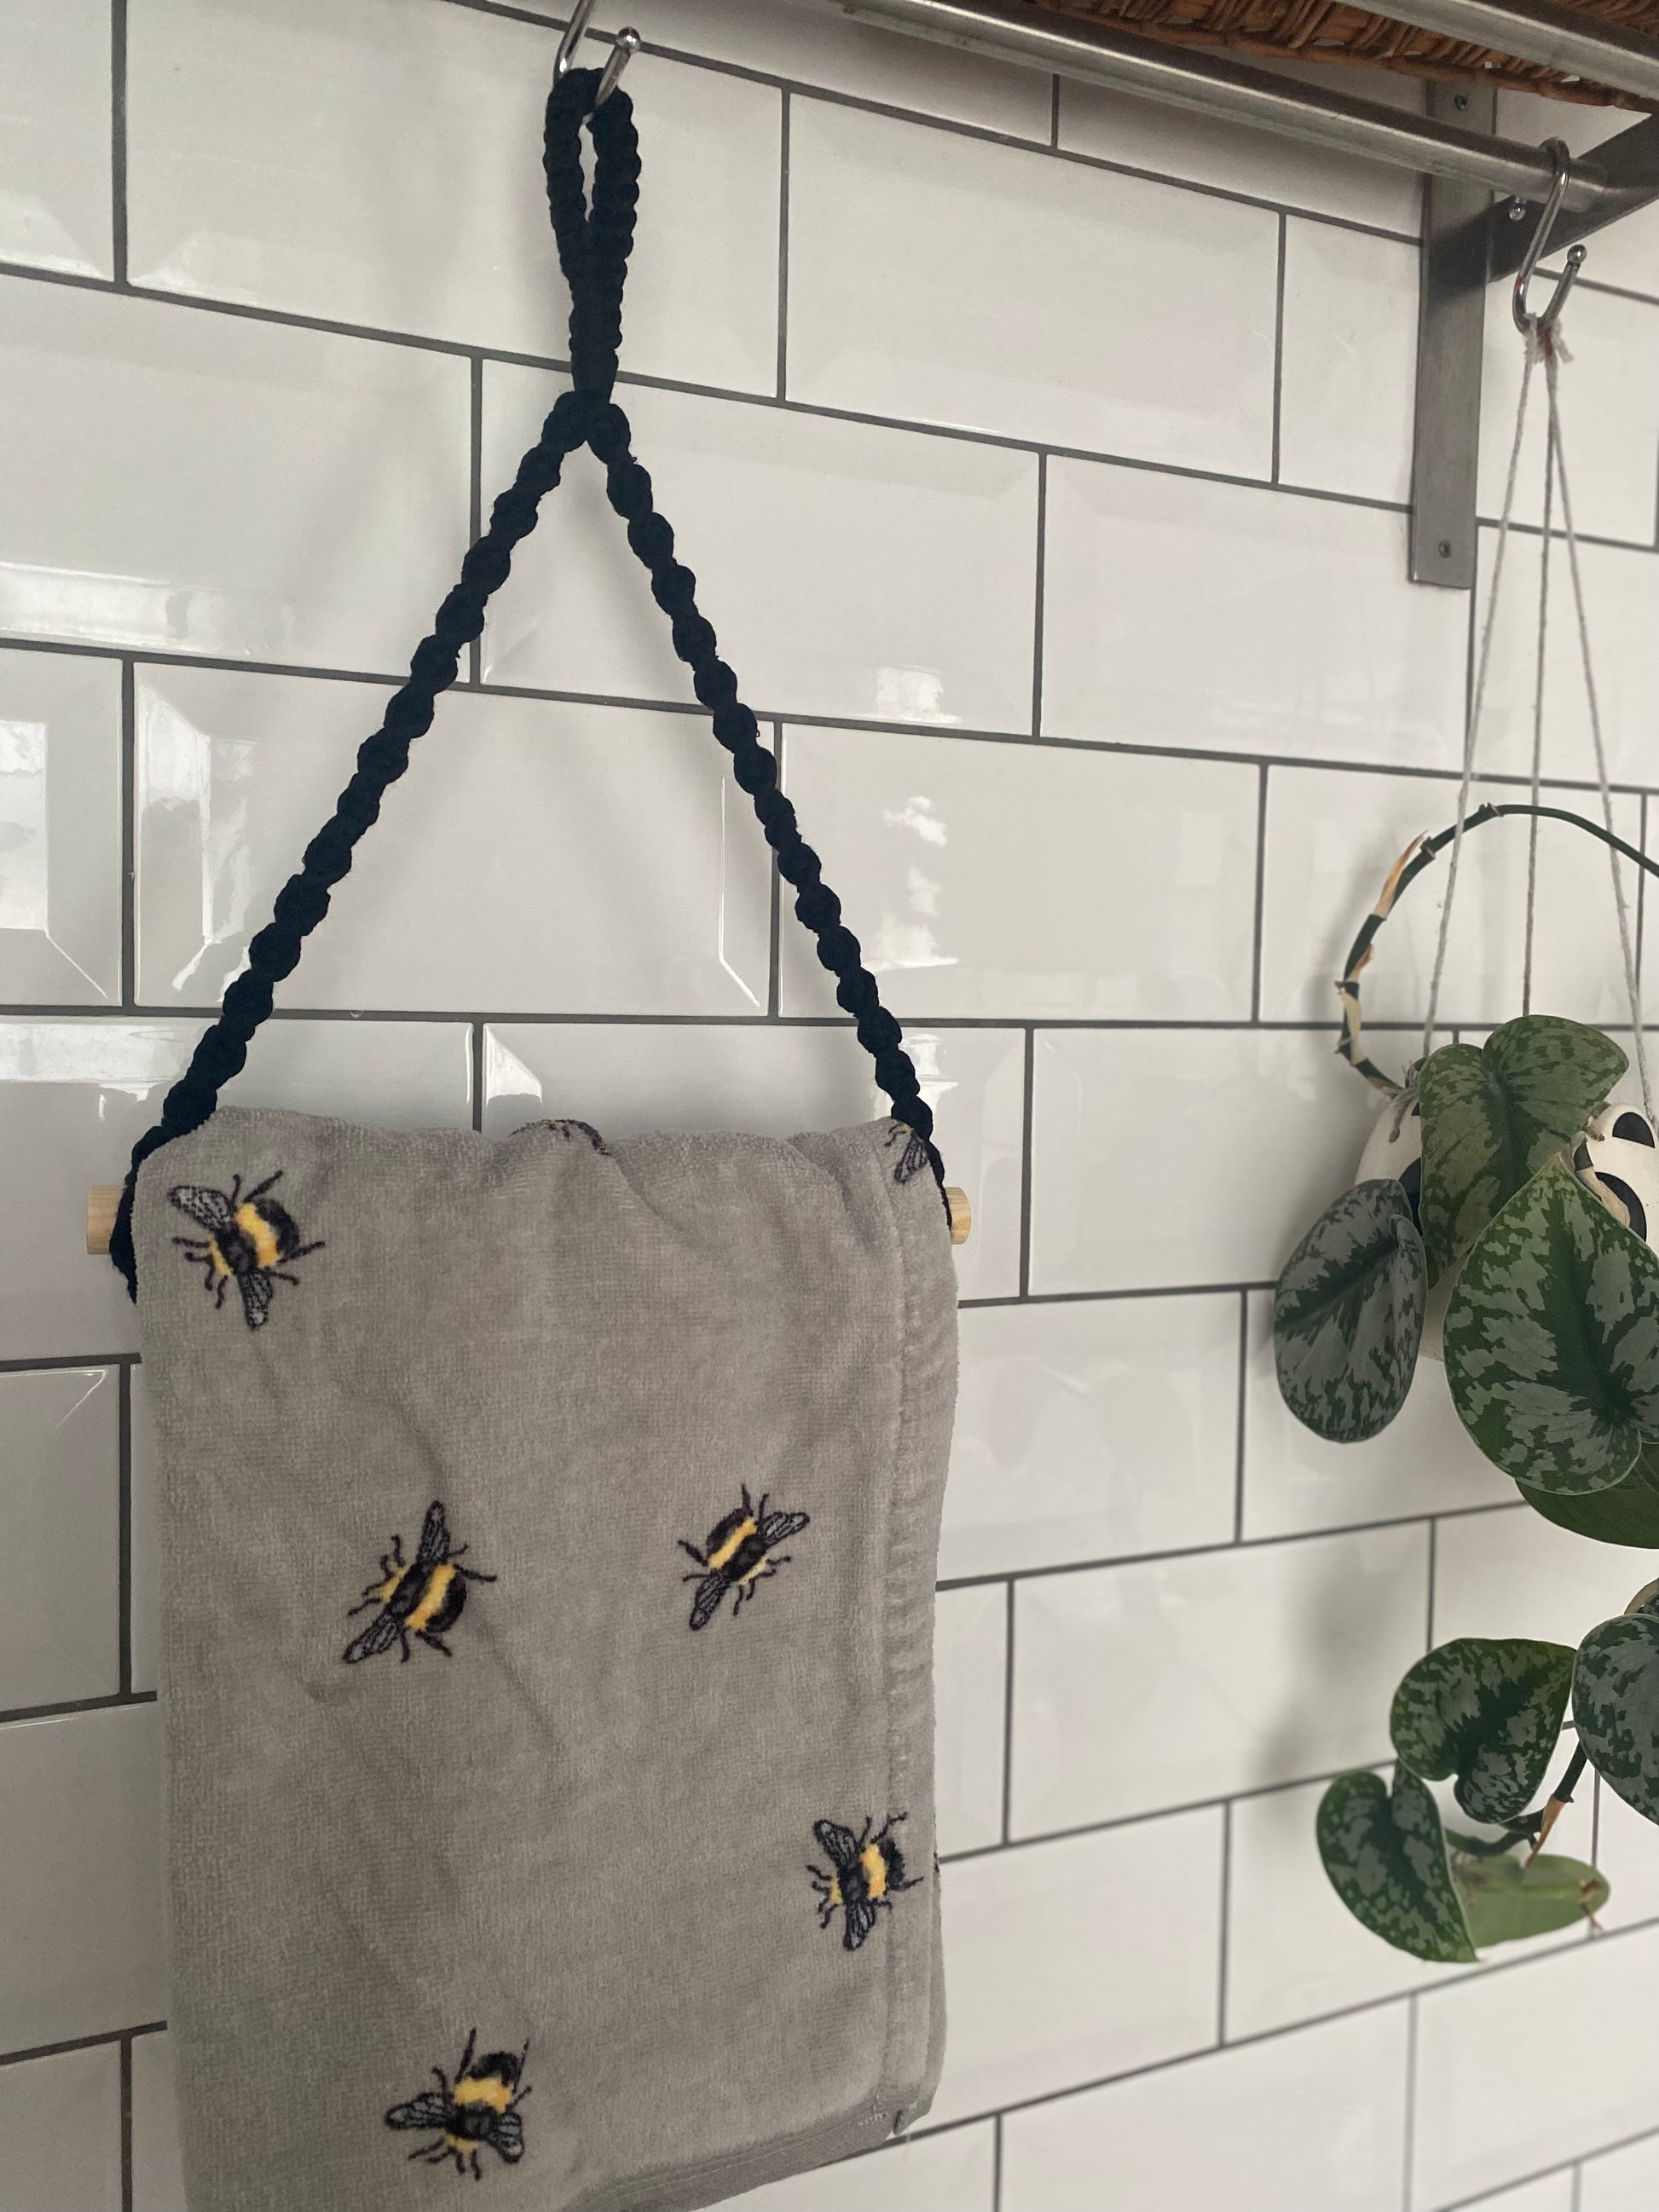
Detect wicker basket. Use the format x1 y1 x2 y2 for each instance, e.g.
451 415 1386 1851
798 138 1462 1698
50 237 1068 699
1016 0 1659 105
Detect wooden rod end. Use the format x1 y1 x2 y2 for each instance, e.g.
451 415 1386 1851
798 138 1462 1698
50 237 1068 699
87 1185 120 1256
946 1186 972 1246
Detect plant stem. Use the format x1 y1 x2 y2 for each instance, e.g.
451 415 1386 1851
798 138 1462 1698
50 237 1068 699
1528 1741 1590 1861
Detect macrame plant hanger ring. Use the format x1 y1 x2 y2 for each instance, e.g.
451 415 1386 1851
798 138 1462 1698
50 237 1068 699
97 20 970 1285
1337 148 1651 1119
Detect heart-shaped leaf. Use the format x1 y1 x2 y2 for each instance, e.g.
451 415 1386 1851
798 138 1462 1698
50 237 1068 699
1574 1610 1659 1827
1446 1842 1609 1948
1419 1019 1627 1279
1442 1158 1659 1494
1274 1182 1425 1442
1390 1637 1575 1824
1515 1441 1659 1549
1317 1766 1475 1962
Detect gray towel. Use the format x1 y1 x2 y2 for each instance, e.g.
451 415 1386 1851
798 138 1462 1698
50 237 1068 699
132 1105 957 2212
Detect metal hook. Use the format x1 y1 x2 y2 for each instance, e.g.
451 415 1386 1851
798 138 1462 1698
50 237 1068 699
555 3 639 103
1512 140 1587 339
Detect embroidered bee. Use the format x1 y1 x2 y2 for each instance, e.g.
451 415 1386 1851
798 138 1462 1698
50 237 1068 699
344 1500 495 1665
384 2030 529 2178
678 1484 809 1632
169 1171 322 1330
810 1814 919 1952
546 1118 610 1154
882 1118 932 1186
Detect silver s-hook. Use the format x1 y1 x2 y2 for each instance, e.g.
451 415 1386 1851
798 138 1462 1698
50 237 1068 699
554 1 640 104
1512 139 1587 340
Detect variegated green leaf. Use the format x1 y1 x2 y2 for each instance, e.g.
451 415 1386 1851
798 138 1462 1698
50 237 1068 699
1317 1767 1475 1963
1442 1158 1659 1494
1274 1182 1425 1443
1516 1441 1659 1549
1390 1637 1575 1825
1574 1610 1659 1827
1446 1843 1609 1948
1419 1019 1627 1279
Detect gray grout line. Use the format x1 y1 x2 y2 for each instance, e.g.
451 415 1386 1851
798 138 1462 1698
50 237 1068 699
767 723 784 1017
109 0 127 288
1402 1993 1419 2212
1250 762 1269 1023
468 354 484 685
1270 213 1286 487
118 1363 132 1699
776 91 790 401
1216 1798 1233 2045
0 1351 140 1374
1439 2124 1659 2212
0 1006 1516 1033
999 1578 1016 1846
1048 74 1060 151
1232 1291 1250 1545
470 1020 485 1132
1030 450 1046 740
1016 1028 1035 1298
1425 1517 1439 1652
119 2031 134 2212
118 657 136 1008
991 2109 1005 2212
0 1689 158 1728
0 2022 165 2075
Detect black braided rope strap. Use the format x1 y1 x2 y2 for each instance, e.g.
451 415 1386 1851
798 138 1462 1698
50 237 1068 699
108 64 945 1295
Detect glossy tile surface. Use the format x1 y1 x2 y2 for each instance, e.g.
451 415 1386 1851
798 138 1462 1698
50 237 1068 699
1240 1292 1512 1540
1259 767 1644 1031
1040 459 1468 766
479 370 1039 731
1578 2130 1659 2212
0 280 468 667
136 668 772 1014
1593 1776 1659 1932
0 2042 121 2212
725 2121 997 2212
934 1583 1007 1858
1001 2004 1408 2212
1009 1523 1428 1834
1277 222 1418 505
942 1295 1240 1580
0 0 112 276
129 0 781 394
1431 1503 1659 1649
0 1367 119 1711
0 1018 471 1360
482 1020 1026 1299
0 1705 166 2048
1028 1027 1383 1295
0 648 121 1004
1461 2175 1576 2212
786 101 1276 472
778 727 1257 1019
130 2033 188 2212
928 1809 1223 2126
1412 1929 1659 2209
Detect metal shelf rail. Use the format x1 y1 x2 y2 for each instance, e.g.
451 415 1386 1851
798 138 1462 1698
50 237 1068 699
830 0 1659 583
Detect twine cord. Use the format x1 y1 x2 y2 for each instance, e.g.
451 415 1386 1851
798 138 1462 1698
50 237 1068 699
1522 406 1554 1017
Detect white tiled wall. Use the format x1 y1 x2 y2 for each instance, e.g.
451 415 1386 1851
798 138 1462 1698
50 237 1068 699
3 4 1658 2208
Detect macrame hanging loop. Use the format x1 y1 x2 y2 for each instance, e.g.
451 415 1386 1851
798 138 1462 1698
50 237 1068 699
107 68 946 1294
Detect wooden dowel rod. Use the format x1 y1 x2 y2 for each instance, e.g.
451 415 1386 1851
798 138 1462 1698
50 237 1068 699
89 1181 974 1254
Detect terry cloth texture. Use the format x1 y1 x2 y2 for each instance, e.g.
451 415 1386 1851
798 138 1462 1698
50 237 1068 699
133 1106 958 2212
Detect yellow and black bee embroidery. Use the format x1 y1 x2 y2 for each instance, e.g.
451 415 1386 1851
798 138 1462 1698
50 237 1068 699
810 1815 919 1951
678 1484 809 1632
384 2030 529 2178
169 1171 322 1330
546 1118 610 1154
344 1500 495 1665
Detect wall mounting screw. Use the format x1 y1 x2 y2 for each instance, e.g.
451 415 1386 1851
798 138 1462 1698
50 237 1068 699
1438 539 1453 557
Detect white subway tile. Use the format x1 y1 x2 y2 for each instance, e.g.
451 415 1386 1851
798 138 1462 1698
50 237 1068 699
1010 1524 1428 1834
785 101 1276 473
1431 1505 1659 1650
0 280 468 668
128 0 781 394
1057 63 1424 232
587 0 1055 140
1595 1776 1659 1932
0 0 112 277
1413 1928 1659 2207
130 2032 186 2212
1578 2128 1659 2212
479 371 1039 731
777 728 1258 1020
1477 528 1659 790
0 2042 121 2212
135 667 772 1014
0 647 121 1005
934 1583 1006 1858
928 1809 1223 2127
1028 1027 1382 1296
1463 2175 1575 2212
0 1017 471 1361
0 1705 165 2047
1241 1291 1512 1542
1257 766 1644 1031
942 1295 1240 1580
1479 284 1659 546
1001 2002 1409 2212
0 1367 119 1710
483 1020 1026 1299
1040 460 1468 767
1277 222 1419 505
725 2121 996 2212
